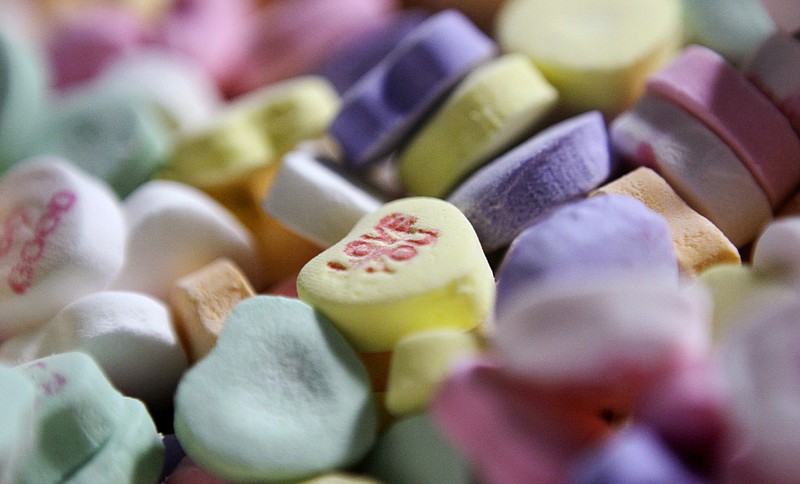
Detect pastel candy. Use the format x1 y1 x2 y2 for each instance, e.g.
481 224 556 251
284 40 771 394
296 197 495 352
494 194 678 315
448 110 612 252
571 425 705 484
495 0 682 117
149 0 253 88
697 263 797 341
681 0 776 64
384 329 480 417
329 9 497 167
262 147 383 248
65 398 164 484
0 31 47 171
611 93 772 247
226 76 340 157
32 88 172 197
742 31 800 137
751 216 800 285
361 413 473 483
0 157 127 339
718 299 800 482
0 328 46 365
495 271 712 388
0 365 35 483
35 291 188 407
761 0 800 32
316 11 428 94
591 167 741 276
46 6 147 90
160 112 274 189
398 53 558 197
90 49 223 131
174 296 377 482
170 258 256 364
227 0 398 95
430 357 612 484
646 44 800 208
110 180 265 299
12 352 128 484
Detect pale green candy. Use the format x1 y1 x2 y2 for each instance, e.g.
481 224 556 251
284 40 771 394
361 413 472 484
174 295 378 482
65 398 164 484
31 89 171 197
682 0 776 64
0 31 47 171
0 365 36 483
12 352 127 484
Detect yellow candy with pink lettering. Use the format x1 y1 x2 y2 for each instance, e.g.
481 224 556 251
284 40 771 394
297 197 495 352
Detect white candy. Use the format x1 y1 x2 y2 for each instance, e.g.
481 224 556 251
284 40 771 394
262 147 383 247
90 48 223 131
111 180 264 299
719 299 800 482
36 291 187 407
752 216 800 285
495 271 712 386
0 157 126 338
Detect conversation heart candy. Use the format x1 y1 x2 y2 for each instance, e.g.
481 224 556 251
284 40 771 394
64 398 164 484
0 31 47 171
0 157 127 339
170 258 256 364
174 296 377 482
496 0 682 117
361 413 473 483
384 329 480 417
329 9 497 167
0 365 35 483
752 215 800 287
11 352 128 484
110 180 265 299
262 147 383 248
448 110 612 252
35 290 188 407
611 92 772 247
397 53 558 197
296 197 495 352
32 88 172 198
646 44 800 208
591 167 741 276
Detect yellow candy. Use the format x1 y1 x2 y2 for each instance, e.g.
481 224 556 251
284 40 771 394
297 197 495 352
496 0 682 117
592 167 740 276
385 329 481 417
398 53 558 197
169 258 256 364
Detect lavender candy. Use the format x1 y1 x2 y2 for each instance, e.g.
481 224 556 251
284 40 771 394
328 9 497 167
448 111 612 252
571 425 705 484
494 194 679 316
316 10 429 94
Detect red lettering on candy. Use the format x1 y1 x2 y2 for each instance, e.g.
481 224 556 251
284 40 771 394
328 213 439 274
0 191 77 294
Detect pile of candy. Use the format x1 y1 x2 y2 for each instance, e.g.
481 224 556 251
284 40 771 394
1 0 799 482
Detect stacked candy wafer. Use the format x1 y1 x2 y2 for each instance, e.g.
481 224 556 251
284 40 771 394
0 0 799 482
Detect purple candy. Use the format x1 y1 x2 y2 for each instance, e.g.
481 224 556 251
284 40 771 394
494 194 678 316
328 9 497 167
571 426 706 484
447 111 612 252
316 10 429 94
